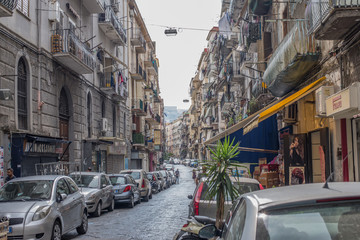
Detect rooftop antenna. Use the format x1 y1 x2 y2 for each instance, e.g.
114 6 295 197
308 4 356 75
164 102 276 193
323 172 335 189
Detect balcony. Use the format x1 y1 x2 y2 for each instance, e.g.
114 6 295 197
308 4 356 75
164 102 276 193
220 93 234 112
145 105 157 125
98 5 127 45
131 33 146 53
144 56 158 75
100 72 128 101
130 65 145 82
132 133 145 146
305 0 360 40
83 0 105 13
249 0 272 15
0 0 17 17
262 22 320 97
132 99 146 116
51 30 96 74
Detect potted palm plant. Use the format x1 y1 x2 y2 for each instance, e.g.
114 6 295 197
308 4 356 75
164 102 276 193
204 136 242 229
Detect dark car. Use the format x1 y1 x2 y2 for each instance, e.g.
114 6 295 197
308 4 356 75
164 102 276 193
108 174 141 208
70 172 114 217
159 170 171 188
198 182 360 240
154 171 166 190
147 172 161 193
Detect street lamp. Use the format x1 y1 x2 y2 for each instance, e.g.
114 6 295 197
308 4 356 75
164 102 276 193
164 28 177 36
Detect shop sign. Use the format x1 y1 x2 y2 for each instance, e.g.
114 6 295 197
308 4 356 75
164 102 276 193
25 142 56 154
326 83 360 117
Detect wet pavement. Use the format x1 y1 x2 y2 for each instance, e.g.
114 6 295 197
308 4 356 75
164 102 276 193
63 165 196 240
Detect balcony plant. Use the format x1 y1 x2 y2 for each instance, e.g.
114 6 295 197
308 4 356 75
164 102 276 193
204 136 241 228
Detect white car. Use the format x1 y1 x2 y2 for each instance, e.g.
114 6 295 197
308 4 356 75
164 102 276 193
165 164 174 171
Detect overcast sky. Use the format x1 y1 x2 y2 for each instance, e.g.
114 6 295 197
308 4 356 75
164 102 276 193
136 0 222 110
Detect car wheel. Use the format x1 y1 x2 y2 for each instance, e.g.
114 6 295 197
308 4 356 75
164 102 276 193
76 211 88 235
107 198 114 212
143 191 149 202
51 221 62 240
149 192 153 199
136 194 141 204
129 195 135 208
93 202 102 217
180 234 201 240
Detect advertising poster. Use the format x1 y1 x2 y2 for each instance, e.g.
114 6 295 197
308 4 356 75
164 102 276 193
284 134 307 185
289 166 305 185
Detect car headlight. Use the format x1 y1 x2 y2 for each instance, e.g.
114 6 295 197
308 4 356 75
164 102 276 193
32 205 51 221
87 194 97 202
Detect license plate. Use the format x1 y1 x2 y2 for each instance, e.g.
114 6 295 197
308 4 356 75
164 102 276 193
8 226 12 233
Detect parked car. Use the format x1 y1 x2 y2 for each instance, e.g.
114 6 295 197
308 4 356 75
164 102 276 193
168 171 177 185
108 174 141 208
190 160 199 168
159 170 171 189
0 175 88 239
154 171 166 190
188 177 262 219
147 172 161 193
120 169 152 201
198 182 360 240
70 172 114 217
165 164 174 171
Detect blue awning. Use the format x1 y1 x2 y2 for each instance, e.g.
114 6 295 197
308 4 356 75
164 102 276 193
219 114 279 173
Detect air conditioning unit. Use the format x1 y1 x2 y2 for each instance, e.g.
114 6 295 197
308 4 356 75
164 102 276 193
101 118 108 132
283 104 297 123
97 63 104 73
49 1 61 22
315 86 334 117
132 123 137 131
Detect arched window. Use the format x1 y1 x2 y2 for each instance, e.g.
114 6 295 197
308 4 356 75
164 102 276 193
87 92 92 138
113 105 116 137
18 57 28 130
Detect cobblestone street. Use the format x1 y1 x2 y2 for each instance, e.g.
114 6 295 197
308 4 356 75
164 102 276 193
63 165 195 240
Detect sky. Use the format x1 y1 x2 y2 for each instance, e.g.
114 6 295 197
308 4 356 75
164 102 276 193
136 0 222 110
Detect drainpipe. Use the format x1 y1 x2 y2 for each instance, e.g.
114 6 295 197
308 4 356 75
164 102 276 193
37 0 43 127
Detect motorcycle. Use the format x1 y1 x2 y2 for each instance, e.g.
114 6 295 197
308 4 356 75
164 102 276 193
173 215 218 240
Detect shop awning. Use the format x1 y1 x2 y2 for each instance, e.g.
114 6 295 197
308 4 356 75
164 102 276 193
204 76 326 145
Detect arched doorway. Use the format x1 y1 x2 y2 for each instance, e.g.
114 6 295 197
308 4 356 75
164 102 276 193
59 88 70 161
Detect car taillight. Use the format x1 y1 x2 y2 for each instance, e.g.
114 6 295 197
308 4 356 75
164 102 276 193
194 182 204 215
182 223 188 228
142 179 145 188
153 176 156 181
259 184 264 190
123 185 131 192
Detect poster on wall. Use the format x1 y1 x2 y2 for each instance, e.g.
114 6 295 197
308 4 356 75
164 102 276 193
289 166 305 185
0 146 4 187
284 134 307 185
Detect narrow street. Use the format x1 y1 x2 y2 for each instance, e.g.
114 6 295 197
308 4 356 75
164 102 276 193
63 165 195 240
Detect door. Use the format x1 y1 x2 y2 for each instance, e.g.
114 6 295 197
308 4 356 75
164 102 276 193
59 88 70 161
59 119 69 161
65 178 83 226
56 178 73 232
310 131 322 183
100 175 112 208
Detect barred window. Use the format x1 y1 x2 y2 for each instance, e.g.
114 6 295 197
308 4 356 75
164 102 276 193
17 0 29 17
18 57 28 130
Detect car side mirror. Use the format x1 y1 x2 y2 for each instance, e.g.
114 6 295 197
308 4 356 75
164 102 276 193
56 193 67 203
198 224 220 239
188 194 193 199
101 184 107 189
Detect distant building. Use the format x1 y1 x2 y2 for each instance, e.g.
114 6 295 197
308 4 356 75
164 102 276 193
164 106 186 123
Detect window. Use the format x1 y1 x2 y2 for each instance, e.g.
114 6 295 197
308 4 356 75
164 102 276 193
56 178 70 195
225 199 247 240
100 175 107 187
65 178 79 194
87 92 92 138
17 0 29 17
101 98 106 118
17 57 28 130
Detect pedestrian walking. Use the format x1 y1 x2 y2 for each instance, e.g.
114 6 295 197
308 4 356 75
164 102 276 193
192 169 197 183
5 168 16 183
175 169 180 184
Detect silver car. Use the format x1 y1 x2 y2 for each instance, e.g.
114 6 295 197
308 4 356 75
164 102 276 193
0 175 88 240
199 182 360 240
70 172 114 217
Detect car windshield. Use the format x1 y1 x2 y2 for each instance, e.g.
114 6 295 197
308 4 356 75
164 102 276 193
71 174 99 188
256 201 360 240
109 176 126 185
233 182 260 194
0 180 53 202
122 172 140 180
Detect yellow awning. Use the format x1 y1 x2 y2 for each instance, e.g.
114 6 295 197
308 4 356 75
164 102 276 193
258 76 326 122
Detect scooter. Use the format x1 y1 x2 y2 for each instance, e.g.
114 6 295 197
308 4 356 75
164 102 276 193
173 215 217 240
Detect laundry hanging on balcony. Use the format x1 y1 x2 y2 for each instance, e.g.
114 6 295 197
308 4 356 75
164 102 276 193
218 12 232 38
262 21 320 97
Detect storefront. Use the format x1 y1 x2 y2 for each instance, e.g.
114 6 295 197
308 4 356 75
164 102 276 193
11 133 71 177
326 82 360 181
83 138 113 173
103 137 127 173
